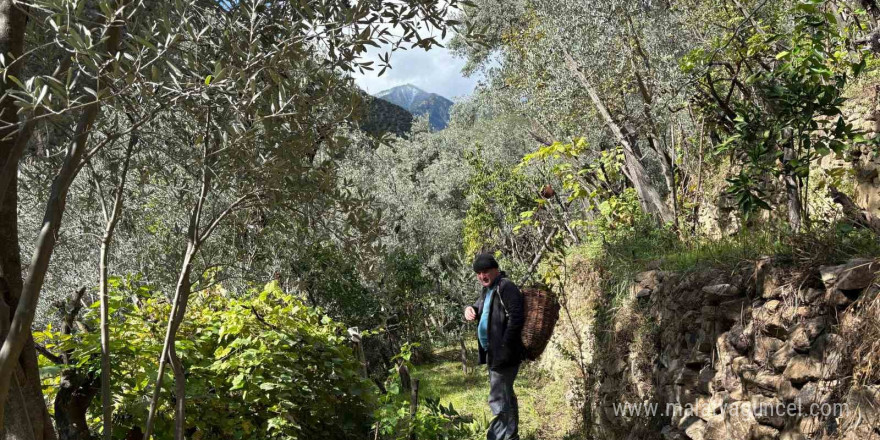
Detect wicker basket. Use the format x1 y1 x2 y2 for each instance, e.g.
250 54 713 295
521 284 560 361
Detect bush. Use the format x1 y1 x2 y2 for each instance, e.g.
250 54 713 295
37 279 374 440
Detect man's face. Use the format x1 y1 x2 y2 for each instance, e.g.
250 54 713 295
476 268 500 287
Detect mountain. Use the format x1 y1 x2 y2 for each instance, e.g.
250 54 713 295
358 92 413 137
375 84 453 130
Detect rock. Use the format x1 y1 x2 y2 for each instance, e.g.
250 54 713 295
836 258 879 291
718 299 750 323
770 342 796 372
789 317 826 352
750 424 780 440
795 381 834 410
783 356 823 384
727 324 752 354
753 302 788 339
636 288 652 298
778 431 806 440
682 416 707 440
826 288 855 307
703 283 744 303
750 395 786 428
798 417 823 436
753 336 784 367
801 287 824 303
661 425 687 440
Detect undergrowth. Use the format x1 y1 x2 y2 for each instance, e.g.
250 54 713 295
576 219 880 306
413 343 576 440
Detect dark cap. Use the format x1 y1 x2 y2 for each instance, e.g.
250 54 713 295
472 253 499 272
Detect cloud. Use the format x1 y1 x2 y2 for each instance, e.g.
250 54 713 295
352 37 481 100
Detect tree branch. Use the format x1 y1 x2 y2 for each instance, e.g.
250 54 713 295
34 344 63 365
199 192 258 244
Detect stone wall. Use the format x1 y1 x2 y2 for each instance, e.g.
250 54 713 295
694 82 880 239
841 84 880 216
588 258 880 440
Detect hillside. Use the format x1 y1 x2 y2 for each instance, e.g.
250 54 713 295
358 92 413 137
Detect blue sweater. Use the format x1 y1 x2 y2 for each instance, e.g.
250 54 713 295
478 288 494 349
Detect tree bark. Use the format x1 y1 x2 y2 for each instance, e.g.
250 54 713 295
0 2 55 438
632 66 680 231
143 244 196 440
97 132 137 440
562 50 675 224
54 371 100 440
0 1 129 431
781 144 804 232
54 288 98 440
144 107 254 440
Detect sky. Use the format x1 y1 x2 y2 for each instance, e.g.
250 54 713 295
352 37 482 101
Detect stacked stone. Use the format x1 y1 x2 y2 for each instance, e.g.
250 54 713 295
840 88 880 216
597 259 880 440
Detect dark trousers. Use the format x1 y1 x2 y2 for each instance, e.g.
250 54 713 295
487 363 520 440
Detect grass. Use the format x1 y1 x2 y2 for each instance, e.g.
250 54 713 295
576 220 880 297
413 344 577 440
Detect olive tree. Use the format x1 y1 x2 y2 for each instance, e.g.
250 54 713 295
0 0 463 437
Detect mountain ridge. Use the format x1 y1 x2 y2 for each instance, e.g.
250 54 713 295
374 84 453 130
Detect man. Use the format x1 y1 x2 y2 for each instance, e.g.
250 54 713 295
464 253 525 440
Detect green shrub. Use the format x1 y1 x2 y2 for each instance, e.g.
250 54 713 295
37 279 373 440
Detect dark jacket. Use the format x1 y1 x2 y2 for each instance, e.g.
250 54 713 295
470 272 525 370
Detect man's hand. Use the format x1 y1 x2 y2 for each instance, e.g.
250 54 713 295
465 306 477 321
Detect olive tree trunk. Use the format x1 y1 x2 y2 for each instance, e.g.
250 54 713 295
562 50 676 225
